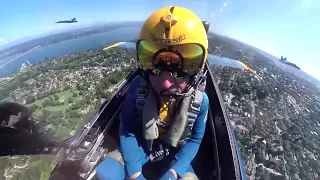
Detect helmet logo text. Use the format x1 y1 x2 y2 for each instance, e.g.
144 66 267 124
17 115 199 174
150 34 186 44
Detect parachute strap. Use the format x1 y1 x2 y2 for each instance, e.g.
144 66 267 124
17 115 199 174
188 90 203 123
177 89 203 146
136 77 148 110
136 77 158 153
195 70 207 92
176 70 207 146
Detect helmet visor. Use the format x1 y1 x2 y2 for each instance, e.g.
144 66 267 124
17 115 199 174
137 40 204 77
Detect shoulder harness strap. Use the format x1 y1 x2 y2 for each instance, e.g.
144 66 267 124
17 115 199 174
135 76 148 131
177 88 204 147
177 71 207 147
136 76 148 110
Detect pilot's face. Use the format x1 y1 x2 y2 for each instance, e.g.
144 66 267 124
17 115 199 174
149 71 189 102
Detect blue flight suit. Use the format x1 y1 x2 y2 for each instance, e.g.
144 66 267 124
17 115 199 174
96 75 209 179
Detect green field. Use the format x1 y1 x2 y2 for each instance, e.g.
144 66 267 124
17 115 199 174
27 89 83 116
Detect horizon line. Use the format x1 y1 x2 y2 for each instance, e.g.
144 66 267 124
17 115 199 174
0 21 281 63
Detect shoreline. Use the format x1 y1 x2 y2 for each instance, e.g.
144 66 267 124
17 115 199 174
0 45 41 69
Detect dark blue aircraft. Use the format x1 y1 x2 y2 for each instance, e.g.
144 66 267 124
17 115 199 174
55 18 78 23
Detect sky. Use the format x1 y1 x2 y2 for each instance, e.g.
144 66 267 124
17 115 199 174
0 0 319 80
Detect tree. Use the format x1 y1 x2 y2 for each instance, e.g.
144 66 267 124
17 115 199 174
281 132 290 140
56 126 71 140
85 96 91 104
54 94 59 100
298 171 309 180
265 160 277 169
109 76 118 85
29 104 39 113
83 82 90 87
291 143 303 152
77 83 85 90
42 108 50 115
240 151 248 161
256 89 269 99
255 152 266 164
231 87 242 97
279 164 286 175
25 95 36 104
288 162 298 174
68 97 74 103
309 159 320 171
64 85 72 91
41 101 46 108
71 102 81 110
73 92 78 97
36 92 45 100
67 110 82 119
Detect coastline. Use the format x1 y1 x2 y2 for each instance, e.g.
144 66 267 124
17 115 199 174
0 45 41 69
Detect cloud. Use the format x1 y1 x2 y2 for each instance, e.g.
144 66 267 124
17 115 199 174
210 12 214 18
220 2 228 12
288 0 317 15
301 0 313 9
288 0 315 15
223 2 228 8
47 26 54 30
0 39 6 46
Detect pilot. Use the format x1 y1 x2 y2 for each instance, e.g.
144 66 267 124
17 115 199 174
96 6 209 180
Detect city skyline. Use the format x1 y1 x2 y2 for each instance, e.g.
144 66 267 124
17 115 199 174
0 0 319 80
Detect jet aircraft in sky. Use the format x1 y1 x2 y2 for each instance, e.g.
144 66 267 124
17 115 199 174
55 18 78 24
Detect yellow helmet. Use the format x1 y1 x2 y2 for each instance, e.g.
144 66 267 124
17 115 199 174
136 6 209 75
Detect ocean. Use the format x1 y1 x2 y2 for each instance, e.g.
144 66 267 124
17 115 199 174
0 26 141 77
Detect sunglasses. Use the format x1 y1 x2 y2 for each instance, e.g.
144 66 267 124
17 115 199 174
136 40 205 78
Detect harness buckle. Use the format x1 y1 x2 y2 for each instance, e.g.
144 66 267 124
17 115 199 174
136 88 148 110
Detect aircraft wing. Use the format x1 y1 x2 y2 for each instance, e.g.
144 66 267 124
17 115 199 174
104 42 260 78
